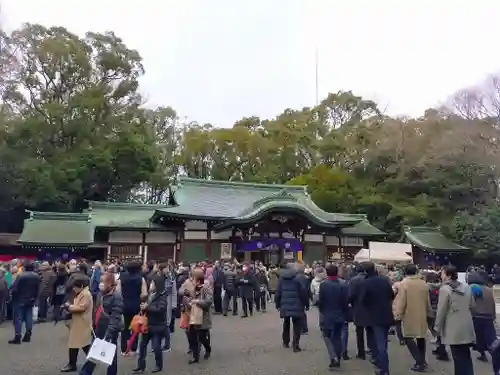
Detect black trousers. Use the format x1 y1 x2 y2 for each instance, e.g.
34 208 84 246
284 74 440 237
69 345 90 367
405 337 426 366
254 291 266 311
222 291 238 315
241 297 253 316
138 332 163 369
213 286 222 313
355 325 367 356
450 344 474 375
187 327 211 360
282 316 302 347
121 312 139 352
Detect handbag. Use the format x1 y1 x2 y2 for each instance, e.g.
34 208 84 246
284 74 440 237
86 338 116 366
189 304 204 326
130 313 148 334
179 312 189 329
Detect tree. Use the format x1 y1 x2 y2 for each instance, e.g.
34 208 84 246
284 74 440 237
0 23 159 211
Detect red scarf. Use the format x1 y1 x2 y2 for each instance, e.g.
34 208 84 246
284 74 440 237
328 276 338 281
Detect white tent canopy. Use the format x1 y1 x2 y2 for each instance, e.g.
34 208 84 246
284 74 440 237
354 248 413 264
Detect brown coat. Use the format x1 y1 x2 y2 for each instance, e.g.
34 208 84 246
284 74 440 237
67 287 93 349
393 276 431 338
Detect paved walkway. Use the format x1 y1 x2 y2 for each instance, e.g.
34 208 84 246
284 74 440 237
0 309 491 375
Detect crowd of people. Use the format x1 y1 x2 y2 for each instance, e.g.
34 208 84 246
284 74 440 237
0 258 497 375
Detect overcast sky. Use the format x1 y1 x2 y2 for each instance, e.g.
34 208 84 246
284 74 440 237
3 1 500 126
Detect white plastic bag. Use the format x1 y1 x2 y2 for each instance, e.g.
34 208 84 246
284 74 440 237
87 338 117 366
32 305 38 321
221 288 226 301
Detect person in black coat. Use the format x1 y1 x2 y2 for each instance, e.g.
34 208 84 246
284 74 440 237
348 264 368 359
8 261 40 344
275 263 309 352
295 264 310 333
317 264 350 369
222 264 238 316
350 262 394 375
133 275 168 373
237 264 257 318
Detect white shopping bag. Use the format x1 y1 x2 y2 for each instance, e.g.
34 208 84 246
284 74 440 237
221 288 226 301
32 305 38 321
87 338 116 366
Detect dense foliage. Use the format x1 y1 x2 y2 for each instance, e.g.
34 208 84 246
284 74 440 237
1 24 499 256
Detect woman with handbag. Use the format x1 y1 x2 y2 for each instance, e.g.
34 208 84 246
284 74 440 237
184 268 212 364
80 272 124 375
132 275 168 374
60 278 93 372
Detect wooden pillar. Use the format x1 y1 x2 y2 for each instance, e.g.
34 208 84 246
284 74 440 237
322 233 327 262
206 222 212 259
140 232 146 259
338 235 343 261
179 225 185 261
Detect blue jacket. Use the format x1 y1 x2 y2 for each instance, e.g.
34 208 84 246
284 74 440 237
90 268 102 297
275 269 309 318
317 278 349 328
10 271 40 307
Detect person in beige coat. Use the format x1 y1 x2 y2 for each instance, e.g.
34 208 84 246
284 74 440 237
61 278 94 372
434 265 476 375
393 264 432 372
183 268 212 364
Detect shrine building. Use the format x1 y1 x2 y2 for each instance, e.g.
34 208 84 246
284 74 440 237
16 178 387 264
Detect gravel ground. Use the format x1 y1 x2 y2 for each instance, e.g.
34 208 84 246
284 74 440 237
0 308 491 375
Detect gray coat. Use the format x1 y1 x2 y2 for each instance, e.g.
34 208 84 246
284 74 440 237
165 276 178 324
434 280 476 345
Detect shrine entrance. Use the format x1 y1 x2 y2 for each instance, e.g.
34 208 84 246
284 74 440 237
234 237 302 266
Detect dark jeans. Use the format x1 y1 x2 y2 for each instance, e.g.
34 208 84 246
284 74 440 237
254 290 266 311
405 337 426 366
473 317 499 374
368 325 389 374
79 335 118 375
449 344 474 375
0 293 7 323
38 296 48 320
341 322 349 355
282 316 302 347
163 324 171 350
322 323 344 360
213 286 222 313
13 304 33 336
241 297 253 316
121 312 139 353
302 312 308 333
69 345 90 367
187 327 211 360
222 291 237 315
137 332 163 370
473 317 496 354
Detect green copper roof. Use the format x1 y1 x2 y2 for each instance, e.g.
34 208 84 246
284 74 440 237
156 178 365 229
213 189 361 230
341 220 386 237
19 211 94 246
404 226 468 252
86 201 167 229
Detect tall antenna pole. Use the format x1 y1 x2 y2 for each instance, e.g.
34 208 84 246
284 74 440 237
315 47 319 105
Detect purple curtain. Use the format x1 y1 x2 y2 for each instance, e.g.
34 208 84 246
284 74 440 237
235 238 302 252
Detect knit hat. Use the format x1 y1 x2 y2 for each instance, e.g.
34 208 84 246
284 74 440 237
471 284 483 298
